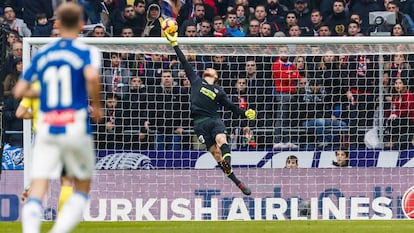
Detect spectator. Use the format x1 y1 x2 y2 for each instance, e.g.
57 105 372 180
225 9 245 37
5 30 20 59
122 4 146 37
288 24 302 37
87 24 109 37
282 11 298 35
386 0 414 35
285 155 298 168
3 94 23 147
309 9 323 36
121 26 135 37
134 0 147 18
226 77 257 149
388 53 413 88
182 22 198 37
272 45 301 149
181 3 206 34
343 45 378 129
94 93 123 150
246 18 261 36
260 21 273 36
3 57 22 99
317 23 332 36
176 0 214 27
198 19 212 36
212 15 226 36
147 69 184 150
6 41 22 75
332 149 350 167
325 0 348 36
392 23 406 36
348 12 367 36
2 6 31 37
346 20 361 36
301 78 346 148
384 77 414 149
123 76 153 150
348 0 381 35
235 4 250 33
22 0 54 33
292 0 312 35
143 4 163 37
293 55 308 78
265 0 288 31
119 26 141 74
102 52 132 100
244 58 274 129
139 53 169 86
253 5 268 25
32 13 53 37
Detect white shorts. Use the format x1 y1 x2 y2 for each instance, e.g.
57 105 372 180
30 133 95 180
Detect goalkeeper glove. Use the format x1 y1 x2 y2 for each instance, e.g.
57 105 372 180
165 32 178 47
245 109 256 120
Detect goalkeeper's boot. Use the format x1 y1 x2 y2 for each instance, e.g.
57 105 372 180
237 182 252 196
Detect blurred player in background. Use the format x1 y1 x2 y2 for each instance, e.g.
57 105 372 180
164 30 256 195
16 81 74 216
13 2 103 233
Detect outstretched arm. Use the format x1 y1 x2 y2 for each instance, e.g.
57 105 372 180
165 32 198 84
219 93 256 120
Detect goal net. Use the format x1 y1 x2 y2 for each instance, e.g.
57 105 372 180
19 36 414 220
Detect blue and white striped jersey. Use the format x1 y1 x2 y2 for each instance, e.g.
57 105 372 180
23 38 101 135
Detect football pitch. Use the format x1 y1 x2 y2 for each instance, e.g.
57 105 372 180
1 220 413 233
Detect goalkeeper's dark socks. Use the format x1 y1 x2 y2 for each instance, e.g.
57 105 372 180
217 162 252 196
218 160 232 175
227 172 241 185
220 144 232 165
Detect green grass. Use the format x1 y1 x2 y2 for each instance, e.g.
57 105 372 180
1 220 413 233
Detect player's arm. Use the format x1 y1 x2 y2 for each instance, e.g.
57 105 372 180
218 92 256 120
165 32 198 84
84 65 103 122
13 79 40 99
16 98 33 119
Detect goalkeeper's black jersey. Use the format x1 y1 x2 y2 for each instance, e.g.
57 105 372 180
173 46 245 121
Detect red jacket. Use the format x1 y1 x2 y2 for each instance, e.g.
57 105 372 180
392 90 414 121
272 58 301 93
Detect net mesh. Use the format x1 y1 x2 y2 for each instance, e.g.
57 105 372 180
14 37 414 220
24 37 414 163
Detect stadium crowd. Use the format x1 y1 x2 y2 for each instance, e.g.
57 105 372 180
2 0 414 151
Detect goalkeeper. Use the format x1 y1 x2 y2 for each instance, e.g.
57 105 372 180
165 31 256 195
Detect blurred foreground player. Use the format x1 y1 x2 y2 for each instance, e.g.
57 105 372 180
164 31 256 195
17 81 74 216
13 2 103 233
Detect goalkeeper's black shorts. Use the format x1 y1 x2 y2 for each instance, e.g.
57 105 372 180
193 118 228 149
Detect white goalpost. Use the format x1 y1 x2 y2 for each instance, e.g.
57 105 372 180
21 36 414 220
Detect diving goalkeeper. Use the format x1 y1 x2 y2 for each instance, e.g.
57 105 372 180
164 31 256 195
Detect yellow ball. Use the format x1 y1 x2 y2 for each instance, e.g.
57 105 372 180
161 18 178 35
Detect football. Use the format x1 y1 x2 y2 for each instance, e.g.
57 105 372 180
161 18 178 35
